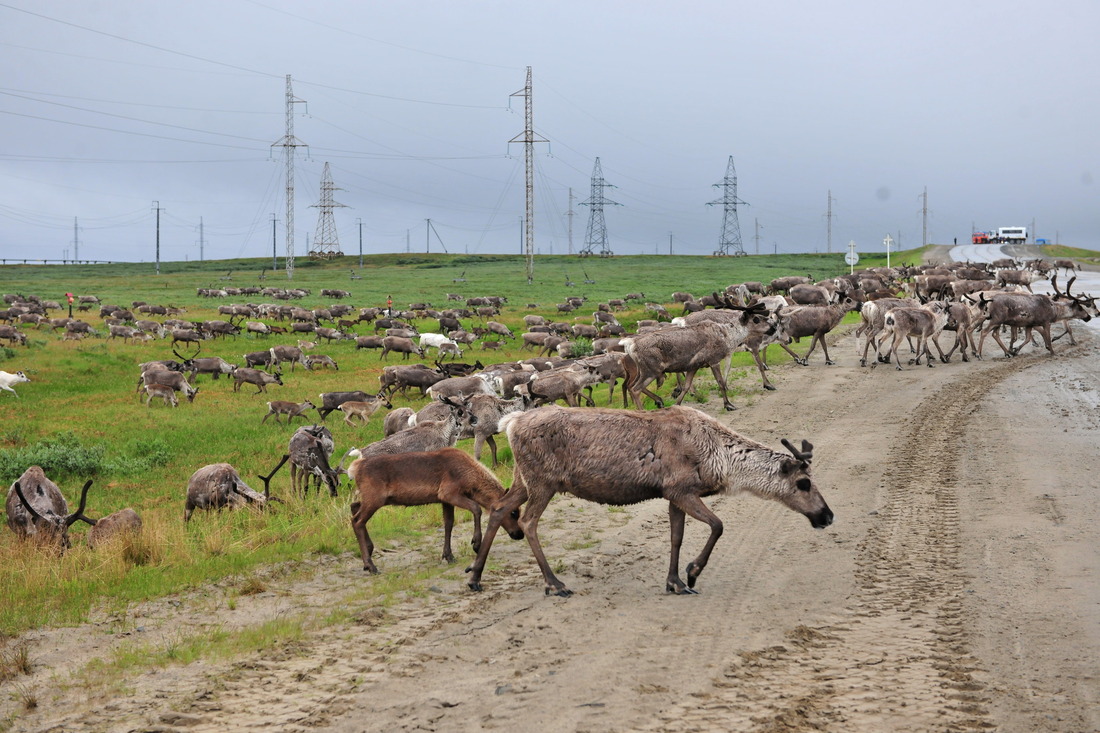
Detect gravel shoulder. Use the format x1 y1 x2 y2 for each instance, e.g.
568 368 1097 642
4 326 1099 733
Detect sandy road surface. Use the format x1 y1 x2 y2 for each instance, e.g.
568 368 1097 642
4 324 1099 733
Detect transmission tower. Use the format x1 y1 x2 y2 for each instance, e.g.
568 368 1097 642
825 190 834 253
707 156 748 256
579 157 620 257
271 75 307 280
309 162 347 259
509 66 547 284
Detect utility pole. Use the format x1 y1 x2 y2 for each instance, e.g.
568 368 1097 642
271 214 278 270
707 156 747 256
920 187 929 247
152 200 163 275
71 217 79 263
826 190 833 254
357 217 363 268
669 232 673 255
509 66 548 284
566 187 574 255
271 74 307 280
426 219 431 253
198 216 205 261
753 218 762 255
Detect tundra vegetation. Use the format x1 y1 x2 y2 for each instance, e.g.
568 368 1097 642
0 245 1045 639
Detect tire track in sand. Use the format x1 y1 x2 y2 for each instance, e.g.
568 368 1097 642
649 352 1041 733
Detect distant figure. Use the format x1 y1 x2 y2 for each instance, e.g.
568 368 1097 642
953 237 957 246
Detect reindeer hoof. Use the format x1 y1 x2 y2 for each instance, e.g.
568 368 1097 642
363 566 379 575
467 580 483 592
666 581 698 595
546 586 573 598
764 384 777 391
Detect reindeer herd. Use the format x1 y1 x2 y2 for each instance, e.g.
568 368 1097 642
2 254 1095 596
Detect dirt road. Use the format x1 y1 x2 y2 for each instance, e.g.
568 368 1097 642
6 327 1099 733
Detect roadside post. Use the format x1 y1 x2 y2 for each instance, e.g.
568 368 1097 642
845 241 859 275
883 234 894 269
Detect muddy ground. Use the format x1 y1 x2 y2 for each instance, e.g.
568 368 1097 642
4 325 1099 733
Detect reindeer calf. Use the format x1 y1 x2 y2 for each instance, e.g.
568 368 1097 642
338 397 391 427
348 448 524 573
143 383 180 408
262 399 316 424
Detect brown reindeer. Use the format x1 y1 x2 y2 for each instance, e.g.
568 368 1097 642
348 448 525 573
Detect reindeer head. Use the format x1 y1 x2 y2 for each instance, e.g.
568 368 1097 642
12 479 96 550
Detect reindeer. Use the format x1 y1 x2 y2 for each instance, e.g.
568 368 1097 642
184 461 284 522
0 370 30 398
142 383 182 407
773 297 860 366
621 299 775 411
460 393 529 467
87 508 142 549
285 425 344 497
876 302 950 369
232 367 283 394
337 395 392 427
262 399 317 424
349 448 524 574
137 368 198 403
5 466 96 550
465 405 832 597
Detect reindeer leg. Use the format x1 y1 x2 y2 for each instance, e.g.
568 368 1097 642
440 503 456 563
466 481 529 592
665 503 695 595
350 500 381 574
675 495 724 591
515 490 572 597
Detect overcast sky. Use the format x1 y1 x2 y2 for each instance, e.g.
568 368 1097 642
2 0 1097 265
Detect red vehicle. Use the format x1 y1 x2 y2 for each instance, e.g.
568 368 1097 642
971 231 992 245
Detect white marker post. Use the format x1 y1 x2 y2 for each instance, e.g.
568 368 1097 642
845 240 859 274
883 234 894 269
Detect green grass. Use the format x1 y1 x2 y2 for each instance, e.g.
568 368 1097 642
0 247 931 636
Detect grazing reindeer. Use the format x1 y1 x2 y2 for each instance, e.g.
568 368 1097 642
348 448 525 574
285 425 343 497
233 367 283 394
262 399 317 424
184 461 284 522
87 509 143 549
142 383 180 407
5 466 97 550
466 405 832 597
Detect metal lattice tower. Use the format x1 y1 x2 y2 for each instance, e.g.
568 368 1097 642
579 157 620 257
309 162 347 259
509 66 547 284
271 75 307 279
707 156 748 256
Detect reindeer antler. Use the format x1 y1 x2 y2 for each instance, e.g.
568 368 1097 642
64 479 97 527
255 455 289 503
12 482 45 521
781 438 814 463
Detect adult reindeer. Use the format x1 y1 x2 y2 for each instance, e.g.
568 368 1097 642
465 405 832 597
5 466 96 550
620 297 775 411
